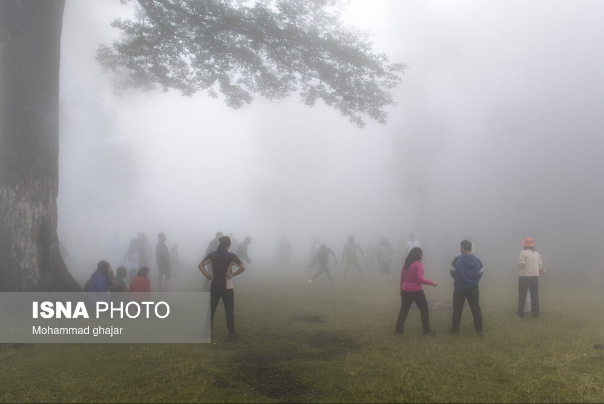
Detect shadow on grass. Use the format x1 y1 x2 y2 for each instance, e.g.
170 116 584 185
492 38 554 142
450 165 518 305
0 343 31 351
213 333 360 402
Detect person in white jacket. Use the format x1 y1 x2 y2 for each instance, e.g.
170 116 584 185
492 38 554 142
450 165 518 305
517 238 545 319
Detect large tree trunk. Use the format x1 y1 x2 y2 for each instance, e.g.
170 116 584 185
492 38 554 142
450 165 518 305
0 0 80 291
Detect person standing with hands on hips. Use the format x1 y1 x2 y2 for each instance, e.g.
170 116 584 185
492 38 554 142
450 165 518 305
395 247 438 336
199 236 246 339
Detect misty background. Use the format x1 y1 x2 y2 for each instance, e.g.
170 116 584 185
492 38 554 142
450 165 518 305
56 0 604 285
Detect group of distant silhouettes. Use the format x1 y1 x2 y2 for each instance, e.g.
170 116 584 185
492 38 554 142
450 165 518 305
306 233 423 283
83 229 543 339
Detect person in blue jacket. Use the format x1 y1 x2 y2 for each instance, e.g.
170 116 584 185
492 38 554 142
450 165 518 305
449 240 484 336
86 260 114 292
84 260 115 309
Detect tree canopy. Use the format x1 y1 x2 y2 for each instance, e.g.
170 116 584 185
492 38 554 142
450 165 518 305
96 0 405 127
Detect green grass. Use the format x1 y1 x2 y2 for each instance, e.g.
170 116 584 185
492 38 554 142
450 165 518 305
2 269 604 403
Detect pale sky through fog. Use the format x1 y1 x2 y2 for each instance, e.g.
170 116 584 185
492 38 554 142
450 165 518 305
57 1 604 281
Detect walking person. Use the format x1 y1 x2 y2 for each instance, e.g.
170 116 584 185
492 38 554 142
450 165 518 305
517 238 545 319
236 236 252 264
376 237 395 280
198 236 246 338
342 235 365 280
449 240 484 336
205 232 224 256
395 247 437 336
308 244 337 283
156 232 171 291
125 238 139 282
137 232 154 271
405 233 421 255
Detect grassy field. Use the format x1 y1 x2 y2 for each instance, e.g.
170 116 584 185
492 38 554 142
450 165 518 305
2 267 604 403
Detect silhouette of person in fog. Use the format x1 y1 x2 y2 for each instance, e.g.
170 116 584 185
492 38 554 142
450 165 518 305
156 232 171 291
206 232 224 256
199 236 246 339
236 236 252 264
309 244 337 283
125 238 139 281
376 237 396 279
279 236 293 268
202 232 224 291
342 235 365 280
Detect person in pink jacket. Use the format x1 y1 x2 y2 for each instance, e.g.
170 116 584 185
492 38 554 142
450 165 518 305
395 247 438 336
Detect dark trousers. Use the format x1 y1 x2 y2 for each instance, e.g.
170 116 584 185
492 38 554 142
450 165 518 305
518 276 539 318
210 288 235 333
452 286 483 333
312 264 334 283
395 290 431 333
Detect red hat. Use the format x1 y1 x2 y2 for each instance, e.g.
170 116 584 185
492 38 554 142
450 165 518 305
522 238 535 247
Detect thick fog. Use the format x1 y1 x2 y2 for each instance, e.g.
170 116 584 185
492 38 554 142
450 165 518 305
57 0 604 284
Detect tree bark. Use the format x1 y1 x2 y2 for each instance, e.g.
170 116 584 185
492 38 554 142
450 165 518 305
0 0 80 291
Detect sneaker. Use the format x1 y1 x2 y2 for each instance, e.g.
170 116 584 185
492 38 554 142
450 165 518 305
228 331 239 339
446 330 459 335
394 330 404 336
423 331 436 337
477 332 484 338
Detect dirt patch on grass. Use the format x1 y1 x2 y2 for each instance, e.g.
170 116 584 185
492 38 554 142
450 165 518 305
237 353 313 402
303 333 359 360
290 315 325 323
229 333 359 402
